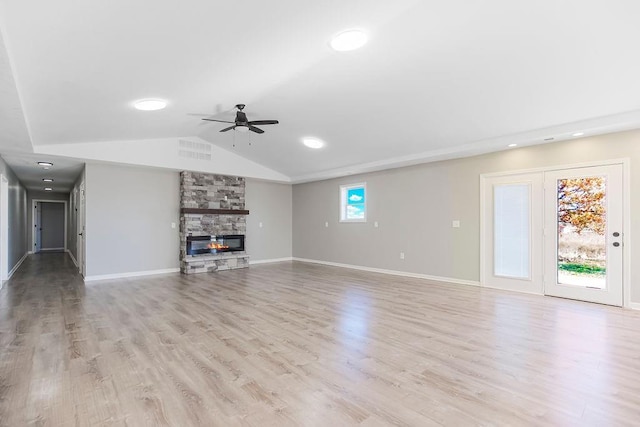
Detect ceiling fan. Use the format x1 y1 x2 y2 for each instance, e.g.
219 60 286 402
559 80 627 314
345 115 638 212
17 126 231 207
201 104 279 134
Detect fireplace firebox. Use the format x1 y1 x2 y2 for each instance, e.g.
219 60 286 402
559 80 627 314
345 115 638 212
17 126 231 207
186 235 245 255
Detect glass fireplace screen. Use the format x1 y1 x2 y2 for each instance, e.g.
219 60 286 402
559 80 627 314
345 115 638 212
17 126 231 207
186 235 245 255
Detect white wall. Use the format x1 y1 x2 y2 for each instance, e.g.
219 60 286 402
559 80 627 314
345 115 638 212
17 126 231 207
292 130 640 303
85 163 180 277
245 179 292 261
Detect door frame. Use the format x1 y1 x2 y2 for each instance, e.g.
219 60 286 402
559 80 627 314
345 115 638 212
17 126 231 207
480 158 631 308
0 175 8 283
32 199 68 253
77 181 85 277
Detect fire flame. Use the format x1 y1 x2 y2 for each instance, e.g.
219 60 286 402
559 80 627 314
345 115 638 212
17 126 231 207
208 242 229 250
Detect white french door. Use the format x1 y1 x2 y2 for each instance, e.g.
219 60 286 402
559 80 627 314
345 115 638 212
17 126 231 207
543 165 623 306
482 162 625 307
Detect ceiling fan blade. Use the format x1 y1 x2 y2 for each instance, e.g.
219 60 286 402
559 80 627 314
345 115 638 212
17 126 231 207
202 118 235 123
248 120 279 126
248 125 264 134
220 125 236 132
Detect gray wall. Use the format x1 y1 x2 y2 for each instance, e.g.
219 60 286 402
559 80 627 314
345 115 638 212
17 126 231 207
0 156 28 274
85 163 180 277
245 179 292 261
292 129 640 303
27 190 69 253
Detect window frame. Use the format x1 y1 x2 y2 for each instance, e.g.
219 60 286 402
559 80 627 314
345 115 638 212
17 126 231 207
340 182 367 223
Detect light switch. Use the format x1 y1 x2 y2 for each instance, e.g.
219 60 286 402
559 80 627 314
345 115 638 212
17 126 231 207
259 222 263 228
325 221 329 228
171 222 176 229
452 220 460 228
374 221 379 228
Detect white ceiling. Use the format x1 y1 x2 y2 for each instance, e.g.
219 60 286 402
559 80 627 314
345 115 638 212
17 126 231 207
1 0 640 188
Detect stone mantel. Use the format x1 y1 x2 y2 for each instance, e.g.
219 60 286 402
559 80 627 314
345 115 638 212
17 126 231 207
180 208 250 215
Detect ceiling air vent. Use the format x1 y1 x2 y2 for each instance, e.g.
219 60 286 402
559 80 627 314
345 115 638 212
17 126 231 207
178 139 212 161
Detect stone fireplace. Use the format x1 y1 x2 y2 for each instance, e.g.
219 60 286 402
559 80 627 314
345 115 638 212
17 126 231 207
179 172 250 274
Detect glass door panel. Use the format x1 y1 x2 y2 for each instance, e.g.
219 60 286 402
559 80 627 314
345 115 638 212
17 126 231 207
556 176 606 289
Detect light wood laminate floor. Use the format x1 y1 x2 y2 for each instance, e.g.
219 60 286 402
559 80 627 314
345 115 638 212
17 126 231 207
2 253 640 426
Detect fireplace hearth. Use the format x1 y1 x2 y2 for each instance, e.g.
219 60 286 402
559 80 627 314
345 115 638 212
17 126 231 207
186 235 245 255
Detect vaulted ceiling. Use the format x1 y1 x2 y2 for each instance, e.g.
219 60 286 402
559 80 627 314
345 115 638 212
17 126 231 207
1 0 640 190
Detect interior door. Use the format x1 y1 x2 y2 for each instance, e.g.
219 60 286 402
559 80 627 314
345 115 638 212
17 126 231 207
482 173 543 294
543 165 623 306
35 202 42 253
40 202 65 250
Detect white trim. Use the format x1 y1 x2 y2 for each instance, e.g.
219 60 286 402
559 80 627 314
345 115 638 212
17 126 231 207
481 158 629 178
40 247 65 251
629 302 640 311
250 257 293 265
623 159 632 309
7 252 28 279
84 268 180 282
0 175 8 281
292 257 480 287
66 249 78 267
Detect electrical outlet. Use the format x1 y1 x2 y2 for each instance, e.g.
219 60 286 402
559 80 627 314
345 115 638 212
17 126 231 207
452 220 460 228
400 252 405 260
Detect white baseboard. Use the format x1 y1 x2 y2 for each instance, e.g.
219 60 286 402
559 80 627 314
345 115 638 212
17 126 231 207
292 257 480 287
629 302 640 310
40 247 65 252
250 257 293 265
66 250 78 267
84 268 180 282
7 252 28 280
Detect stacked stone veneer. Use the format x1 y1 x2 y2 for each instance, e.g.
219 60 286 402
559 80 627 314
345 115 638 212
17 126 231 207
180 171 249 274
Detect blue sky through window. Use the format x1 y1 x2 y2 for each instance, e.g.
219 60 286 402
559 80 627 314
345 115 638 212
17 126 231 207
346 186 365 219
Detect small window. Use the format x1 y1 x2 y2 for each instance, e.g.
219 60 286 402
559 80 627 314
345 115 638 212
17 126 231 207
340 183 366 222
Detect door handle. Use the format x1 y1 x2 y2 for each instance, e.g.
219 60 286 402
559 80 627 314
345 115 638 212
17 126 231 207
78 232 83 236
613 242 620 247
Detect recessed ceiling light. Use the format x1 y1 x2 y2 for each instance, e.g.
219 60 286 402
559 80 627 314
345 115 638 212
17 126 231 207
37 161 53 167
302 137 325 149
507 143 518 147
330 29 368 52
572 132 584 137
134 99 167 111
44 187 53 191
42 178 54 182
